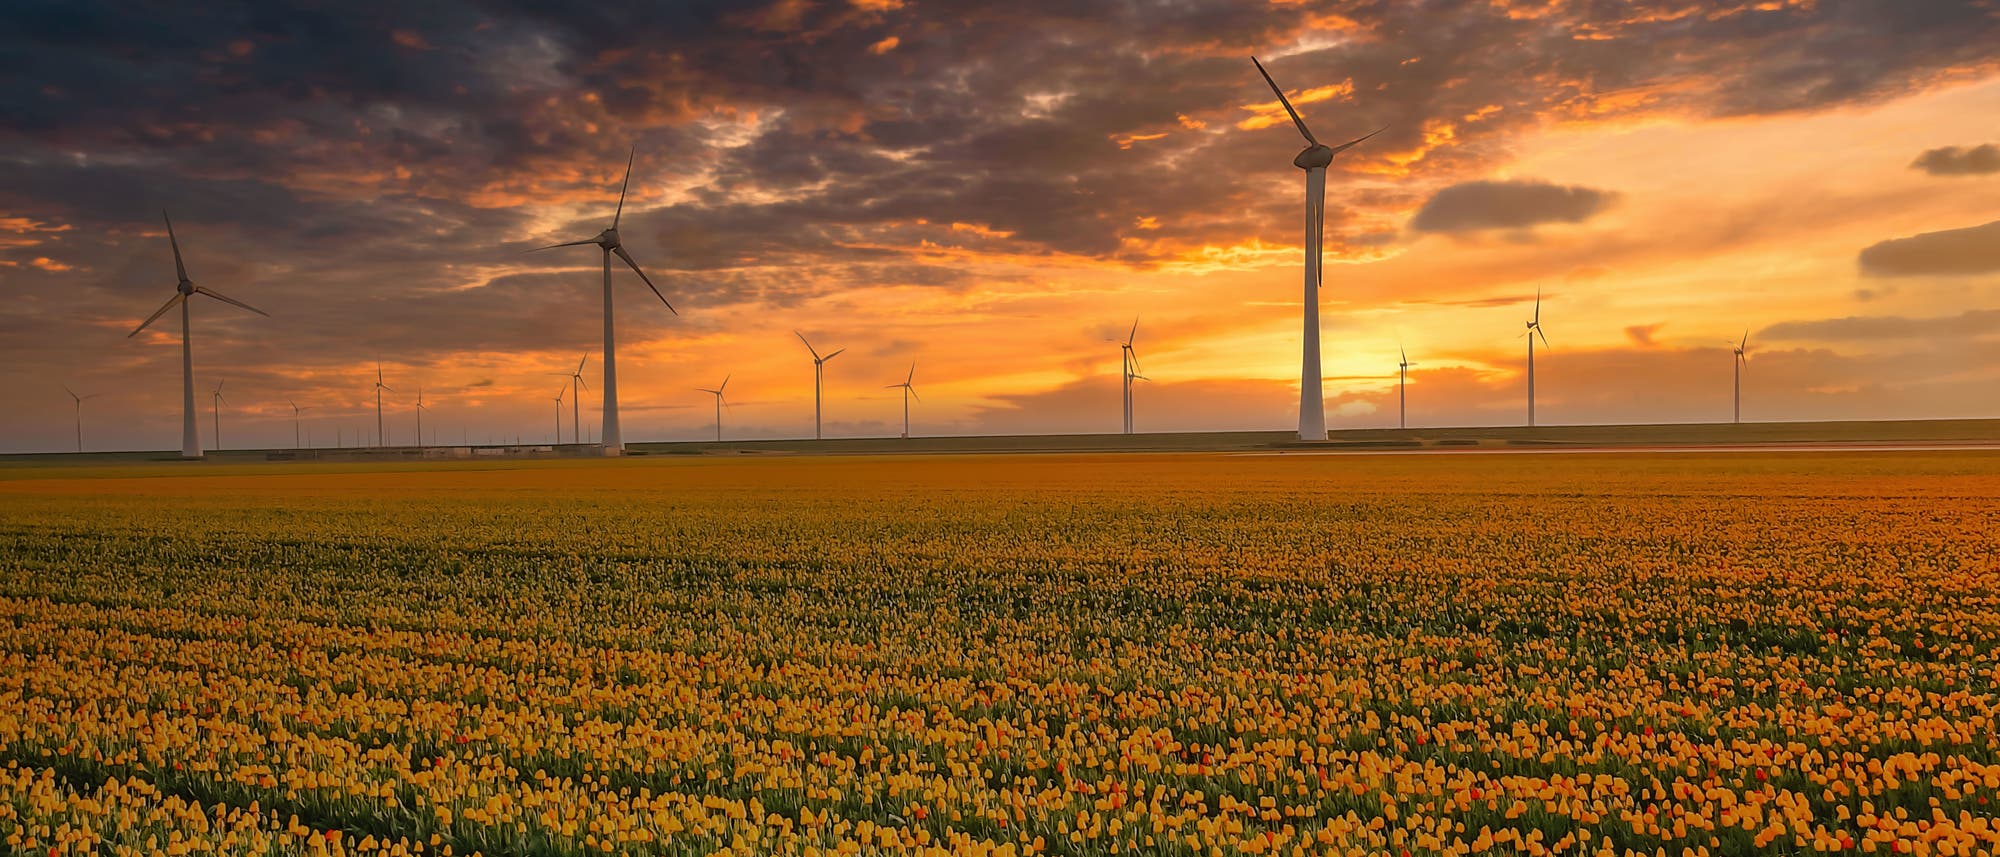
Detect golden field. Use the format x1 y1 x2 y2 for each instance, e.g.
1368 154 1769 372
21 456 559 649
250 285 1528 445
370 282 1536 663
0 451 1996 857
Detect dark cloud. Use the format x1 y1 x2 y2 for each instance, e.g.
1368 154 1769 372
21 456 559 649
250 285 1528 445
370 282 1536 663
1624 324 1665 347
1760 309 2000 342
1912 143 2000 176
1858 220 2000 277
1409 180 1620 234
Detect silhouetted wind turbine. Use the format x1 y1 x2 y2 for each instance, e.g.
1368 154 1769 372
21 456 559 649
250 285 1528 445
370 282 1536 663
1397 346 1416 430
210 380 227 451
796 331 844 440
289 400 313 449
530 147 675 455
63 385 99 454
126 211 269 459
1732 330 1751 424
415 385 429 448
552 385 566 444
1524 289 1549 427
373 364 394 447
695 375 730 442
1111 318 1141 435
1252 57 1385 442
884 365 919 439
548 352 589 446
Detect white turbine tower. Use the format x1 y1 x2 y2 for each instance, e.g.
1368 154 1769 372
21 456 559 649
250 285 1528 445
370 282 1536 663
530 147 676 455
127 211 269 459
210 380 227 451
795 331 844 440
1397 346 1416 430
1111 318 1141 435
63 385 100 453
1253 57 1384 442
552 385 566 444
1732 330 1751 424
1524 289 1549 427
884 365 918 439
549 352 589 446
695 375 730 442
289 400 314 449
372 364 395 447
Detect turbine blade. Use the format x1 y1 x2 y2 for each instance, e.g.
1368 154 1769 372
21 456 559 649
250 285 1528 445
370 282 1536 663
1250 56 1317 145
1534 288 1542 325
1326 125 1388 156
908 386 920 403
63 384 77 401
613 246 676 314
528 239 599 252
193 286 270 317
720 374 730 392
128 293 185 337
1537 327 1550 349
576 351 590 374
1740 329 1749 350
905 363 915 385
1128 316 1139 346
613 145 635 229
824 348 845 361
795 330 820 360
163 210 188 281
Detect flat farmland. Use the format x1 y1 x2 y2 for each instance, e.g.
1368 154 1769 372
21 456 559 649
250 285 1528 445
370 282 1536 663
0 452 1996 856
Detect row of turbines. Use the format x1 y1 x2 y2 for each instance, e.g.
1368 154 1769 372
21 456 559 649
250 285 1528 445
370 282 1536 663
112 58 1766 458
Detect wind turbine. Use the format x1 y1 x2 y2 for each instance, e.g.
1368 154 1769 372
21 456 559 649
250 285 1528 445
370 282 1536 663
1397 346 1416 430
795 331 844 440
209 380 227 451
548 352 589 446
126 211 269 459
1524 289 1549 427
529 147 676 455
552 385 566 444
1252 57 1385 442
289 400 314 449
884 365 918 439
373 364 394 447
1732 330 1750 424
695 375 730 442
415 385 429 448
63 385 100 453
1111 318 1141 435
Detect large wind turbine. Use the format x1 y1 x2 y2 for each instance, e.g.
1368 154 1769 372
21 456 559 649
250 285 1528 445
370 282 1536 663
549 352 589 446
1112 319 1141 435
289 400 313 449
373 364 394 447
1732 331 1750 424
884 365 919 439
126 211 269 459
695 375 730 442
1252 57 1385 442
63 386 100 453
552 386 566 444
530 147 676 455
795 331 844 440
1397 346 1416 430
210 380 227 451
1524 289 1549 427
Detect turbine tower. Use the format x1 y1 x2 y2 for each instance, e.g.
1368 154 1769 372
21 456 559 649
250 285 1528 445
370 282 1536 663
1253 57 1384 442
549 352 589 445
373 364 394 447
1732 330 1750 424
1397 346 1416 430
1112 319 1141 435
530 147 676 455
695 375 730 442
795 331 844 440
63 385 100 454
126 211 269 459
289 400 313 449
884 365 919 439
1524 289 1549 427
210 380 227 451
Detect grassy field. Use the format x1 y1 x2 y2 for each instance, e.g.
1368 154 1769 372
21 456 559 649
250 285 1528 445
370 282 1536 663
1 452 1996 856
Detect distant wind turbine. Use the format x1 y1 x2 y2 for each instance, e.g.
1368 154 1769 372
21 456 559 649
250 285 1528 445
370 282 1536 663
1732 330 1751 424
210 380 227 451
63 385 100 454
795 331 844 440
373 364 394 447
1524 289 1549 427
695 375 730 442
530 147 676 455
1111 319 1141 435
549 352 589 445
126 211 269 459
1252 57 1385 442
1397 346 1416 430
289 400 314 449
415 385 429 449
884 365 919 439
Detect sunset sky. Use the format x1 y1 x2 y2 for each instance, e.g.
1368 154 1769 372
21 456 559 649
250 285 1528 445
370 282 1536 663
4 0 1998 451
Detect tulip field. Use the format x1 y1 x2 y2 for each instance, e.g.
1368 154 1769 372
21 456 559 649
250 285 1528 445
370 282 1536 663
0 450 1997 857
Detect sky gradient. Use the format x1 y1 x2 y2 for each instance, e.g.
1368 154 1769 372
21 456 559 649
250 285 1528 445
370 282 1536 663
4 0 1999 451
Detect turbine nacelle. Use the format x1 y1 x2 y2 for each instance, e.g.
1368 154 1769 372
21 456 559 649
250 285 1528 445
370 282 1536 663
1294 144 1335 170
177 278 196 295
594 227 621 248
